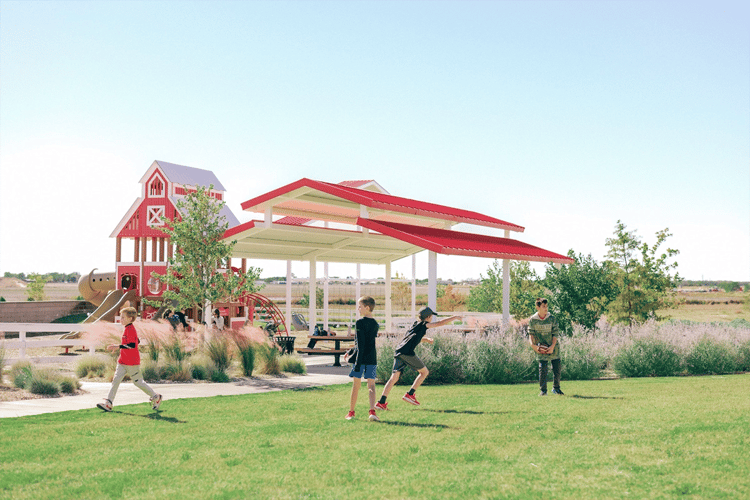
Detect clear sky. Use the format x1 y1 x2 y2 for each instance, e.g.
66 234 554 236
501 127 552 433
1 0 748 282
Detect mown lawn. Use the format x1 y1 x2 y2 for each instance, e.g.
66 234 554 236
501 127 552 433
2 375 749 499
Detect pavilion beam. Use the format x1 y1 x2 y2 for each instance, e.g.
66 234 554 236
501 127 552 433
286 260 292 332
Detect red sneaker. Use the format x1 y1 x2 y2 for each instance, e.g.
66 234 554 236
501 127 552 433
402 393 420 406
368 410 380 422
345 410 355 420
375 401 388 411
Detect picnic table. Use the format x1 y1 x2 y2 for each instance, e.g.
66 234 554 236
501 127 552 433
295 334 355 367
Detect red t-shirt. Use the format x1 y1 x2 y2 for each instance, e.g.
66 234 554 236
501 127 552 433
118 323 141 365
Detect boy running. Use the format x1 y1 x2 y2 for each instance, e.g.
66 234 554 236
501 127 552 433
376 307 460 409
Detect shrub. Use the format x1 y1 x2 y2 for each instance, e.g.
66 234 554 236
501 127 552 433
419 335 466 385
11 361 34 389
75 355 109 378
58 376 80 394
27 369 60 395
0 346 6 383
255 343 281 375
147 339 160 362
560 332 607 380
685 336 736 375
463 329 536 385
162 360 192 382
236 342 256 377
736 339 750 372
612 336 682 378
142 360 160 382
204 336 232 374
279 355 306 374
164 334 188 363
210 370 230 383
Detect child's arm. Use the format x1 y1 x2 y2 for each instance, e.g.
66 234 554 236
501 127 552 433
425 315 462 329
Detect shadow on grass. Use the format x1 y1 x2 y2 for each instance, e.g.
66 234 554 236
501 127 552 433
420 409 510 416
114 410 187 424
570 395 624 400
375 420 455 430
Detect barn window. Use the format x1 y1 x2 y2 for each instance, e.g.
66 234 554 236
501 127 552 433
147 206 166 227
149 176 165 197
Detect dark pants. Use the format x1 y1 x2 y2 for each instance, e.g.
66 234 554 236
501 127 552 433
539 359 561 393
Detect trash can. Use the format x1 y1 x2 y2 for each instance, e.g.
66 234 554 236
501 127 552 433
275 336 296 355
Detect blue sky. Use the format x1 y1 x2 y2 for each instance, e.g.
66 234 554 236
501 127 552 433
1 0 748 282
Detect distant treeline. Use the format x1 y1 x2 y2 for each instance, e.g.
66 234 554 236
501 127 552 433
680 280 748 292
3 272 81 283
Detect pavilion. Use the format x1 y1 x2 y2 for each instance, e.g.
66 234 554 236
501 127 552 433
225 178 574 334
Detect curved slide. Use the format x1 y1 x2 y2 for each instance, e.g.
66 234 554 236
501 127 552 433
77 269 117 307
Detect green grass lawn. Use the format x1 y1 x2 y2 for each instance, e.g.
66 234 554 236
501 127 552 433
2 375 749 499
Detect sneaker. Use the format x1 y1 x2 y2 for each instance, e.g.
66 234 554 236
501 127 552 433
539 391 547 396
552 388 564 395
97 399 113 412
368 410 380 422
150 394 163 410
375 401 389 411
345 410 355 420
402 393 420 406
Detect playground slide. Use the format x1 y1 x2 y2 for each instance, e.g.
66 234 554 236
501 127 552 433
83 289 138 324
77 269 116 307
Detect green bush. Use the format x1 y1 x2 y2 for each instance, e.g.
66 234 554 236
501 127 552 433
75 355 108 378
279 355 306 374
255 343 281 375
190 363 208 381
236 342 256 377
142 360 160 382
561 334 607 380
11 361 34 389
736 339 750 372
612 337 682 378
27 369 60 395
205 336 232 374
58 376 80 394
210 370 230 383
164 334 188 363
685 336 736 375
419 336 466 385
162 361 192 382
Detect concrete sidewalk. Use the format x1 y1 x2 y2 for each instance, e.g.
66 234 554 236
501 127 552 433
0 357 351 419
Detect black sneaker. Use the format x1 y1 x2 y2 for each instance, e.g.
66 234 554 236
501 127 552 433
552 389 564 395
539 391 547 396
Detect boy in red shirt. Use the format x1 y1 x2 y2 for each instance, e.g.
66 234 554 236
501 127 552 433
97 307 162 412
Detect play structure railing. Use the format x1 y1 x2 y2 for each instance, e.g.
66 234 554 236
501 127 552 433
0 323 100 360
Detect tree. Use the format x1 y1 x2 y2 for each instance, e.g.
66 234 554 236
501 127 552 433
467 260 544 318
436 284 466 312
543 251 619 334
391 272 412 310
605 220 681 324
26 273 48 301
148 185 262 320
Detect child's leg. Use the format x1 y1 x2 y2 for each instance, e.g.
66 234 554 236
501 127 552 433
552 359 562 390
367 378 377 410
350 377 362 411
538 360 549 393
129 365 157 398
411 366 430 392
107 364 128 403
380 370 400 399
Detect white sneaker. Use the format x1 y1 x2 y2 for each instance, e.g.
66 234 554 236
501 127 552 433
97 399 113 412
150 394 163 410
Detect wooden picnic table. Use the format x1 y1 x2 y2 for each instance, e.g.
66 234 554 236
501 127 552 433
295 335 355 367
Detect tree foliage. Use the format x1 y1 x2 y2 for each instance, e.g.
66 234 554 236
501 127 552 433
543 251 619 334
467 260 544 318
147 185 262 317
26 273 49 301
604 220 681 324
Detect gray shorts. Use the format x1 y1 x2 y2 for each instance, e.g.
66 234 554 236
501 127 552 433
392 354 425 372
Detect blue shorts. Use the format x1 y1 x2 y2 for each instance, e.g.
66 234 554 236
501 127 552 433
349 364 377 379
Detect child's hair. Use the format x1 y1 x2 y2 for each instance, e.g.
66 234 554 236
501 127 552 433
120 307 137 319
358 296 376 311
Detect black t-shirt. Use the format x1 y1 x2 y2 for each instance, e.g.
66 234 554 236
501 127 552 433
355 317 379 365
394 321 428 357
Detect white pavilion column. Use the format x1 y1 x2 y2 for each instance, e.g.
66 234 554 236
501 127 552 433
285 260 292 330
355 264 361 319
309 260 316 336
411 254 417 319
428 250 438 310
385 260 392 334
503 230 511 324
323 262 329 331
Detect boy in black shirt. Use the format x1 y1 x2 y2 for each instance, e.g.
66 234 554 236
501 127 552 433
376 307 461 409
345 296 380 421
